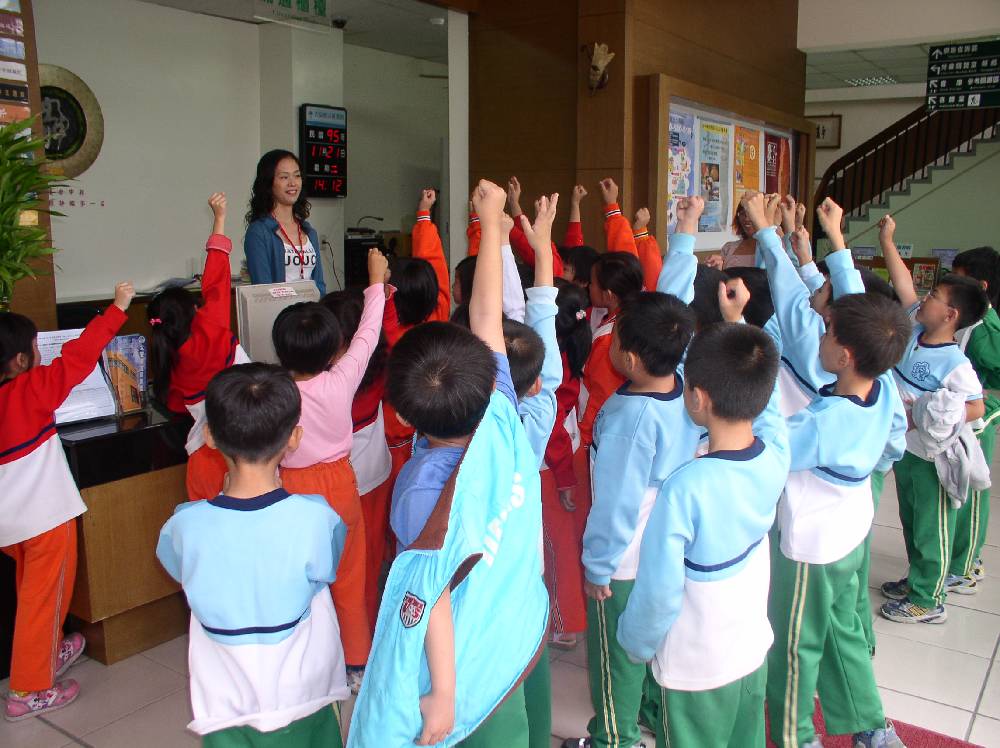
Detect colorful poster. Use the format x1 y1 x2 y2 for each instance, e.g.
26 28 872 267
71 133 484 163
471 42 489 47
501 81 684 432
0 100 28 124
733 126 761 208
698 121 731 233
667 110 695 232
0 1 21 12
0 15 23 37
764 133 791 195
0 37 24 60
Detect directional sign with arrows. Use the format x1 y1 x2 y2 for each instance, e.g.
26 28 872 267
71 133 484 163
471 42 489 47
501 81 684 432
926 40 1000 112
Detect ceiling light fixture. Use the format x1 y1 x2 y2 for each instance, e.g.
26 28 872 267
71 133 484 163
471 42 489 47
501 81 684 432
844 75 898 87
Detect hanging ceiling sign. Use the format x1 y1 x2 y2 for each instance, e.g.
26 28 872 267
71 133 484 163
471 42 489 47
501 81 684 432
253 0 331 28
926 40 1000 111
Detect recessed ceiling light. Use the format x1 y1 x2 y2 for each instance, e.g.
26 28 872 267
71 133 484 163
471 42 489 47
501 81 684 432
844 75 898 87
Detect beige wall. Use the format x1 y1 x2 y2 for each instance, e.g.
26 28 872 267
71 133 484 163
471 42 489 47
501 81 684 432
799 0 1000 52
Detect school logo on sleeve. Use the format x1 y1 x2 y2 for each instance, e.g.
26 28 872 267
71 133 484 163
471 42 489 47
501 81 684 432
400 592 426 628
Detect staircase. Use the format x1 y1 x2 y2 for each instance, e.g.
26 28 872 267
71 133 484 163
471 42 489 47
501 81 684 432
813 105 1000 241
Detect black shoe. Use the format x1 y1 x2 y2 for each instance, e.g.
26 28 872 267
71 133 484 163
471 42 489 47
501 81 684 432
561 740 590 748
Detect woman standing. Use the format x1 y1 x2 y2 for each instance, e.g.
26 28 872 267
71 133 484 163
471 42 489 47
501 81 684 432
244 149 327 294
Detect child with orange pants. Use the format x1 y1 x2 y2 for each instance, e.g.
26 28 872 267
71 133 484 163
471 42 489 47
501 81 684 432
320 288 393 631
146 193 247 501
2 281 135 721
381 188 453 547
273 248 388 691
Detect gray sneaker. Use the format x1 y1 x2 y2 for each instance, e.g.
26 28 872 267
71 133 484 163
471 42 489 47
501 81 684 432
880 578 909 600
880 597 947 624
854 719 906 747
945 573 977 595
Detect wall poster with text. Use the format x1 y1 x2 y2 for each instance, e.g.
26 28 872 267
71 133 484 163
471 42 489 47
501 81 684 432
764 133 791 196
667 109 696 232
698 121 731 233
733 126 761 208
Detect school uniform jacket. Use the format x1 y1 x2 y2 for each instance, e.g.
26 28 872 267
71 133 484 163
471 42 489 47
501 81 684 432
0 305 126 547
958 306 1000 435
583 377 702 586
618 376 789 691
156 490 348 735
893 305 984 460
757 228 906 563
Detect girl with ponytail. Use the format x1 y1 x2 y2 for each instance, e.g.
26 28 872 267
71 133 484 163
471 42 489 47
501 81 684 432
541 280 594 648
148 193 249 500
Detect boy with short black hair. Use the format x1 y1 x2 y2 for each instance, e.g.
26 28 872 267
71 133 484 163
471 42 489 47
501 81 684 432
617 315 788 748
877 214 990 623
156 363 350 746
752 192 912 748
352 180 548 748
565 197 702 748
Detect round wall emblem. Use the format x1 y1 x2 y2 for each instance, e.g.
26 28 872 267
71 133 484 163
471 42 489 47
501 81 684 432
38 64 103 178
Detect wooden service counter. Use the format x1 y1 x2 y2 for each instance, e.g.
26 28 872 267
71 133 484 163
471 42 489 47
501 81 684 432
58 407 192 664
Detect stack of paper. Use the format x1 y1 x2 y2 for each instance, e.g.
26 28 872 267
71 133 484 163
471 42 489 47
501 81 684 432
37 329 117 424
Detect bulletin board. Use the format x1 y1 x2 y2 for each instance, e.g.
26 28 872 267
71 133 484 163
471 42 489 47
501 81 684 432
648 75 817 252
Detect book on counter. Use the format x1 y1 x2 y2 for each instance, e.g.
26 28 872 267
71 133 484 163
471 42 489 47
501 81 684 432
37 330 149 424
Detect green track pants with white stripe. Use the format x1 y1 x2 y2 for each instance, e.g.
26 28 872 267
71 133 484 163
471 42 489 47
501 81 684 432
856 470 886 657
895 451 958 608
655 663 766 748
766 536 885 748
585 580 649 748
950 424 995 577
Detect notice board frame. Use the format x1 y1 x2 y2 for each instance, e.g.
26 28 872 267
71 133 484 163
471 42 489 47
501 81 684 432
647 74 817 251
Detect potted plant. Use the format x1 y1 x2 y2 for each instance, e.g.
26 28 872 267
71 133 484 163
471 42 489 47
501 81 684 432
0 117 63 311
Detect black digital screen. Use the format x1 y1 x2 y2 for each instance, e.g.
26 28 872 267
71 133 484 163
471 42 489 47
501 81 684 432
299 104 347 198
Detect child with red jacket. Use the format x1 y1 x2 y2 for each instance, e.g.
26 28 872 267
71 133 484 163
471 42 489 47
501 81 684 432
146 193 246 500
2 281 134 721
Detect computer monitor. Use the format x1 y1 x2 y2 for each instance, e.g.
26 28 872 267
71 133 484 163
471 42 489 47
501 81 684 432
235 281 322 364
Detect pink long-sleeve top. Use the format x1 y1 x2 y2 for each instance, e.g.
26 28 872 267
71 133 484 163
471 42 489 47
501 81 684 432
281 283 385 469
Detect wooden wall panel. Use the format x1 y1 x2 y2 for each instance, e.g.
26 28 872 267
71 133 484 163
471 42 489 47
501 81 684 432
8 0 57 329
469 0 579 240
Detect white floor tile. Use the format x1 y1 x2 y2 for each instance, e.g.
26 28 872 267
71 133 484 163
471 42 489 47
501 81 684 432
978 661 1000 720
43 653 187 737
875 475 901 529
872 602 1000 659
970 714 1000 746
553 641 587 670
83 689 197 748
549 659 591 741
980 543 999 578
872 631 989 710
876 687 972 740
870 524 907 560
0 713 76 748
141 635 188 677
868 552 909 592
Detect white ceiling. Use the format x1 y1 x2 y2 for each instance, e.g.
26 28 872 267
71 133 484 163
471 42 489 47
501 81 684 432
142 0 449 65
335 0 449 65
806 44 932 89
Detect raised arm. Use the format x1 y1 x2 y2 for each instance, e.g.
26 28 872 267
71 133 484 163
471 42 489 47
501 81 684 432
747 192 828 394
656 197 703 304
565 184 586 247
29 283 133 412
327 250 387 392
412 188 451 322
519 195 563 465
199 192 233 328
633 207 663 291
470 180 508 354
500 212 526 323
507 176 565 277
879 214 918 309
790 226 826 296
600 178 639 256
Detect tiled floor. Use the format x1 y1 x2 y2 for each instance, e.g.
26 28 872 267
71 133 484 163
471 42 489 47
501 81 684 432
2 473 999 747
